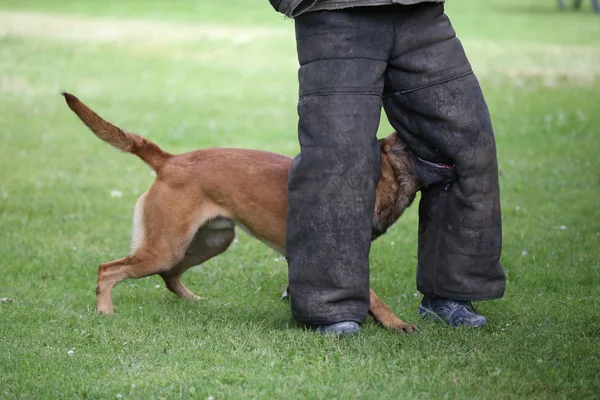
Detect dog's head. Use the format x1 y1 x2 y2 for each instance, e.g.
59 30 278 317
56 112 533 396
371 132 456 239
372 133 456 240
379 132 456 189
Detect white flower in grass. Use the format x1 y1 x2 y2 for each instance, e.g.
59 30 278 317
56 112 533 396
559 225 567 230
67 348 75 356
110 189 123 198
521 250 527 257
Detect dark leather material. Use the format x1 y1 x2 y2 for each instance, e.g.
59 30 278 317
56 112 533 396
286 3 505 325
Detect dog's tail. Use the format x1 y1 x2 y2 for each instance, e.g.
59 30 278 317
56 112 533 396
62 92 172 171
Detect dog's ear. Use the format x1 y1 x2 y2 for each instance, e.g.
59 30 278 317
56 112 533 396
413 157 456 189
379 132 400 154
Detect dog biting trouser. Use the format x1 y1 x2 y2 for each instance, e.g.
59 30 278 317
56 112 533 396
285 3 505 325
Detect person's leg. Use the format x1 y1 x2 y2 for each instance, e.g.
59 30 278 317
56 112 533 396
382 3 505 324
287 8 392 328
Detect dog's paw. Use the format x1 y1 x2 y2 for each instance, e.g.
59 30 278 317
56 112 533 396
97 307 115 315
394 322 418 334
281 288 289 301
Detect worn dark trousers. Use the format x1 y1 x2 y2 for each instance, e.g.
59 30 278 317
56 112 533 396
286 3 506 325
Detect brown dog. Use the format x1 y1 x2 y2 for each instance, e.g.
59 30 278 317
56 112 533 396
62 93 454 334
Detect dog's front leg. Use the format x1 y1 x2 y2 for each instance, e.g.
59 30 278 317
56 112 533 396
368 289 417 334
283 287 417 334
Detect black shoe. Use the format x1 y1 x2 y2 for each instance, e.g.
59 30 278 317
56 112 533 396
311 321 360 335
418 296 487 327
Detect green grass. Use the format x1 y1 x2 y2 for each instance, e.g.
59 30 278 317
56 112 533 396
1 0 599 398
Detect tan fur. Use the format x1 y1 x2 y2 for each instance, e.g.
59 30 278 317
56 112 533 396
64 93 417 334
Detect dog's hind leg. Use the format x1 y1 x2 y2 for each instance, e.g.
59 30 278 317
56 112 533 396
96 185 223 313
96 245 187 314
161 222 235 300
96 254 164 314
96 257 130 314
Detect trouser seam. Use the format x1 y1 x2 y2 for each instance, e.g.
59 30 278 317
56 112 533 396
299 91 382 100
297 55 389 63
398 70 473 95
295 143 379 147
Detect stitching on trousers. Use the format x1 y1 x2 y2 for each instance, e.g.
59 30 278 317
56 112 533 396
296 29 391 41
297 143 378 147
299 92 382 100
298 55 388 65
398 70 473 95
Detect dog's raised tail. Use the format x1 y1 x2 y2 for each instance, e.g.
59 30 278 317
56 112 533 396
62 92 172 171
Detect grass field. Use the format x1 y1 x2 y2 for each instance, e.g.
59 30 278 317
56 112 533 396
1 0 599 398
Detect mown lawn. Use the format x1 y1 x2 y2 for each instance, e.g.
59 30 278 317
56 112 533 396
0 0 599 399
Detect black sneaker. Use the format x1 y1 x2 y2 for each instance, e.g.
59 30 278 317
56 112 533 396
311 321 360 335
418 296 487 327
